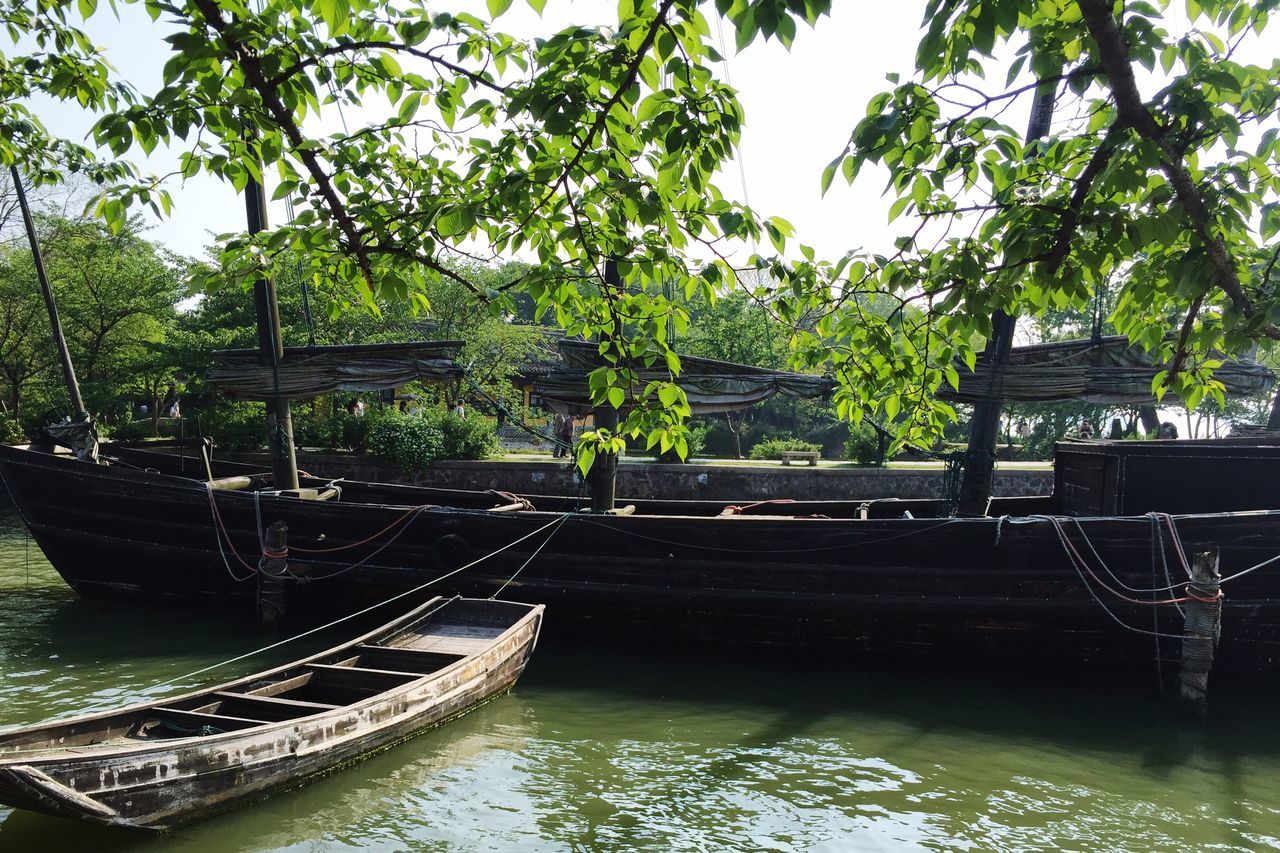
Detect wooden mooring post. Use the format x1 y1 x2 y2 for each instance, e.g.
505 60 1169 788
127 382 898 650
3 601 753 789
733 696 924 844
1178 549 1222 716
256 521 288 626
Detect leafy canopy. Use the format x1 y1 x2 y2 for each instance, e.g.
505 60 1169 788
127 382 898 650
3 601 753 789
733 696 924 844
1 0 1277 457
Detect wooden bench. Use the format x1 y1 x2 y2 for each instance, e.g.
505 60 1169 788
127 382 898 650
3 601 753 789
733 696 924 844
780 450 819 467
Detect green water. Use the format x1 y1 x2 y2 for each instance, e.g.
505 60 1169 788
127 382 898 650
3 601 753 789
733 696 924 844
1 502 1279 851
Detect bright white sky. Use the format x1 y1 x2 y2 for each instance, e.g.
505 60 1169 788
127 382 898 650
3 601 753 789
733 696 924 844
30 0 939 262
24 0 1265 270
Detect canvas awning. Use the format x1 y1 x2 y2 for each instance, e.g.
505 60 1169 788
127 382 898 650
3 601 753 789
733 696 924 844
535 340 834 415
939 336 1275 405
207 341 464 399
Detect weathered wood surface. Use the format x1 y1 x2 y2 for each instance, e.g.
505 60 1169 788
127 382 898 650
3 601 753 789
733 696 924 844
0 597 543 830
5 442 1280 678
1179 549 1222 714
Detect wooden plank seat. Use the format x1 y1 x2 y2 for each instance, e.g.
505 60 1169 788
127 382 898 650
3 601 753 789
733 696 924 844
210 692 339 721
141 708 267 734
306 663 424 694
353 644 466 673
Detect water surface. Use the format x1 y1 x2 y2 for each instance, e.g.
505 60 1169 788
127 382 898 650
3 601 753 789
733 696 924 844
1 500 1278 851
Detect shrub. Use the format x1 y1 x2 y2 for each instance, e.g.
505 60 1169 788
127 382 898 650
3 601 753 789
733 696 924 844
291 411 372 451
748 436 821 460
844 422 886 466
368 411 446 473
196 402 267 452
107 418 158 442
0 413 23 444
441 414 499 460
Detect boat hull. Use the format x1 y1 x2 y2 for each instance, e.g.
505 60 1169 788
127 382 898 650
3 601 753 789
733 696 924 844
4 443 1280 678
0 597 542 829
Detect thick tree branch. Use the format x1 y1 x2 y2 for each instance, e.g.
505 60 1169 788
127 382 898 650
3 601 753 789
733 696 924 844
1077 0 1277 342
190 0 480 295
1043 125 1125 274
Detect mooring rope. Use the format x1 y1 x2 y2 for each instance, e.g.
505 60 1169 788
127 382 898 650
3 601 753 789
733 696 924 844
1033 515 1218 606
490 510 572 599
118 510 573 698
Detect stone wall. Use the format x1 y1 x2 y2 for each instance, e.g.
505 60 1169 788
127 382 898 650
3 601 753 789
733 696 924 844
222 451 1052 502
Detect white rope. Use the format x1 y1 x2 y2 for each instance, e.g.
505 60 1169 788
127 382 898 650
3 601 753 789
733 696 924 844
490 511 571 599
136 511 573 694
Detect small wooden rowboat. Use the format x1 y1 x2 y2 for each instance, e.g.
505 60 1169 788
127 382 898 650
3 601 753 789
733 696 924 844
0 596 544 830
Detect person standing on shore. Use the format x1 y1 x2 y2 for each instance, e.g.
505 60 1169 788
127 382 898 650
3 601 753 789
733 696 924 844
554 413 574 458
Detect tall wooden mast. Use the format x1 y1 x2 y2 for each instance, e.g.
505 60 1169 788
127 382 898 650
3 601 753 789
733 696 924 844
955 75 1059 516
10 166 88 423
244 174 300 491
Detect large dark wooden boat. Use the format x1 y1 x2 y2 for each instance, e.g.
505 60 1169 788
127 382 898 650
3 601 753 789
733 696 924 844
3 436 1279 679
0 595 543 830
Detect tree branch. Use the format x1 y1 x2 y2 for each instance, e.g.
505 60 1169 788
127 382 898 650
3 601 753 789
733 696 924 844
269 41 508 94
517 0 676 232
1043 125 1125 274
190 0 479 295
1077 0 1277 341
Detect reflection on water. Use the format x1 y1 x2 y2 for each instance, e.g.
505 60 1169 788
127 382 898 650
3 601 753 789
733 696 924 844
2 499 1280 850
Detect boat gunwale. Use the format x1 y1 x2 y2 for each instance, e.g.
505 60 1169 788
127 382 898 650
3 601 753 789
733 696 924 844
0 596 544 761
10 442 1280 528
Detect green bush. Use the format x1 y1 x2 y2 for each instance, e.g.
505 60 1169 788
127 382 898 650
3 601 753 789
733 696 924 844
441 414 499 460
291 410 372 451
748 436 821 460
843 422 886 466
0 414 23 444
107 418 158 442
196 402 266 452
368 411 445 473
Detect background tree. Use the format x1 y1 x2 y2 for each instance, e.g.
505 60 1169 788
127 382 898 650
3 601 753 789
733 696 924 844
3 0 1278 460
797 0 1280 442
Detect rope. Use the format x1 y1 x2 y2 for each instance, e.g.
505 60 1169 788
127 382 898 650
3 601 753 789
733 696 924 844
206 482 259 581
720 498 797 515
283 195 317 349
135 595 461 698
117 510 574 697
489 510 571 599
289 504 440 554
937 452 967 517
1034 515 1220 607
462 374 571 454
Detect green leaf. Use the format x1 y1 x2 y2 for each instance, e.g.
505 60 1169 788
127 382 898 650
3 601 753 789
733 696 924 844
607 386 625 409
487 0 514 18
576 445 597 475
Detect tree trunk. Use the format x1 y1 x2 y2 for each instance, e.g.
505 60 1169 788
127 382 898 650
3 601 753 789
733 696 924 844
1138 404 1160 435
726 412 742 460
1267 387 1280 430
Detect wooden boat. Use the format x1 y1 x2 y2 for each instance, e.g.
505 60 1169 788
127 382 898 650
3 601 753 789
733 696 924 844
3 437 1280 681
0 596 544 830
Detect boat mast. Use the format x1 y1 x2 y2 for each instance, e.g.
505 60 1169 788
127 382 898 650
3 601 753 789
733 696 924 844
9 166 88 423
589 259 622 513
244 174 300 491
954 72 1059 516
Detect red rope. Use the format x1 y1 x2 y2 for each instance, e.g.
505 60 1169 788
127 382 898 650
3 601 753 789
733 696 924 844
206 483 258 574
287 504 437 554
1048 516 1221 606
